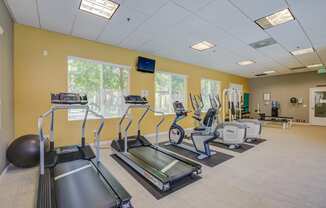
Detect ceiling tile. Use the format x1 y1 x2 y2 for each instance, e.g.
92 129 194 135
257 44 302 68
230 0 287 20
177 15 231 44
197 0 269 44
136 2 191 37
72 12 106 41
98 6 147 45
288 0 326 48
172 0 213 12
6 0 39 27
38 0 80 34
295 53 321 66
267 21 311 52
119 30 152 51
123 0 168 15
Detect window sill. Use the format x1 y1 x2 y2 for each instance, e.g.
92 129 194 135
154 113 175 116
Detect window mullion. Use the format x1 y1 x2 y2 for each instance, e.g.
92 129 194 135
100 64 104 116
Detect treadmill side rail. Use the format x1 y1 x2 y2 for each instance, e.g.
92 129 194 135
153 145 202 173
37 169 54 208
91 159 132 206
113 150 170 191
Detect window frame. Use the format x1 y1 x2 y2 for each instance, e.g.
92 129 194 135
201 78 221 112
155 70 188 115
67 56 131 121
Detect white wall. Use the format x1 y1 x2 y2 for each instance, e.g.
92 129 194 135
0 0 14 172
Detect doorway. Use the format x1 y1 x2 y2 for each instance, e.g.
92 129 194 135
310 87 326 126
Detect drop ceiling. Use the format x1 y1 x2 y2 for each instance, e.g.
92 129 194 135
5 0 326 78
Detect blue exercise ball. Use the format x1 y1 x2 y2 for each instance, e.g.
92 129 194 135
6 134 46 168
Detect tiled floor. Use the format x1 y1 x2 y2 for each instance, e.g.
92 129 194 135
1 125 326 208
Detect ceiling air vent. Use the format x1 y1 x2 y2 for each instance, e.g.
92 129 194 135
289 66 306 71
255 73 267 77
249 38 277 49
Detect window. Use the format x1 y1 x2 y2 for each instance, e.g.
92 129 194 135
68 56 129 120
201 79 221 112
155 71 187 114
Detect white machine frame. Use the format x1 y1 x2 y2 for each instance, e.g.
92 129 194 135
223 88 262 142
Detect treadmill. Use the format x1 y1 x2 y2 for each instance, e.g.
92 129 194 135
111 95 201 191
37 93 132 208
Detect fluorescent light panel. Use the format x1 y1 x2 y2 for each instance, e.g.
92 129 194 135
291 47 314 56
264 70 276 74
307 64 323 68
79 0 119 19
238 60 255 66
255 8 294 29
191 41 215 51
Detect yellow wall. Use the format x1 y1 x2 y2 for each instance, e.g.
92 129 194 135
14 24 249 146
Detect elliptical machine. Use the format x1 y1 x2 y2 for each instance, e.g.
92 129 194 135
210 94 247 149
224 88 262 142
167 100 217 160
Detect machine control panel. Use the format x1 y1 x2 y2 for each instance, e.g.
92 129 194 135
51 93 88 105
124 95 148 104
173 101 188 116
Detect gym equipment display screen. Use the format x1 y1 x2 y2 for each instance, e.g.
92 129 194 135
137 56 155 73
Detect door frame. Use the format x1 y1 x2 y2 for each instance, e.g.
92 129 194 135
309 87 326 126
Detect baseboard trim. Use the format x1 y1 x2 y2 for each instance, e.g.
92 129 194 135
292 122 311 126
0 164 9 179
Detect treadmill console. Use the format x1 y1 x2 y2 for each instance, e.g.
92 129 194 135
51 93 88 105
124 95 148 104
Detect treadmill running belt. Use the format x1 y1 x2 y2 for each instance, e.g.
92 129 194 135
128 146 195 181
54 160 119 208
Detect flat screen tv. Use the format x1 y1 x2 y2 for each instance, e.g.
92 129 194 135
137 56 155 73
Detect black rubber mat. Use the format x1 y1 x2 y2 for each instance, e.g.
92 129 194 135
246 138 267 145
158 142 234 167
210 142 254 153
111 155 201 200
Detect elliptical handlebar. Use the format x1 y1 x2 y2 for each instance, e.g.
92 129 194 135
197 94 204 110
189 93 196 111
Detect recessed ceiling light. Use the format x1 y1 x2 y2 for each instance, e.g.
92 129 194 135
255 8 294 30
290 47 314 56
238 60 255 66
307 64 323 68
79 0 119 20
264 70 276 74
191 41 215 51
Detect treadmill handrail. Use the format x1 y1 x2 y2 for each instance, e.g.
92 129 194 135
118 104 149 136
120 104 150 152
137 106 150 133
38 104 105 175
148 108 165 144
